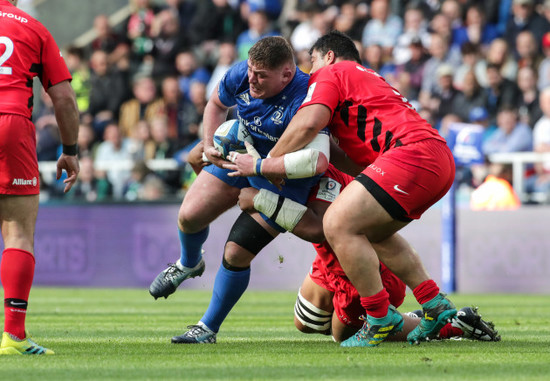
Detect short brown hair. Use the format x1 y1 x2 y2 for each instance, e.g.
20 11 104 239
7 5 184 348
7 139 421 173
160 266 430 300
248 36 295 70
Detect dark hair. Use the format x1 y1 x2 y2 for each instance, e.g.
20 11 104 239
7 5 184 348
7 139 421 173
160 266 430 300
309 30 361 64
248 36 295 69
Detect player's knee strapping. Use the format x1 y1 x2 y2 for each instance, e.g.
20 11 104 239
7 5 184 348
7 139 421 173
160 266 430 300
294 289 332 332
226 212 275 255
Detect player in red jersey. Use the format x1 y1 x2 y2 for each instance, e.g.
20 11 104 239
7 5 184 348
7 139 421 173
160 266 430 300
235 163 499 343
228 30 457 348
0 0 80 355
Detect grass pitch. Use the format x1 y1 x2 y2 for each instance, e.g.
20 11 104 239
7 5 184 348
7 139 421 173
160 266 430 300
1 289 549 380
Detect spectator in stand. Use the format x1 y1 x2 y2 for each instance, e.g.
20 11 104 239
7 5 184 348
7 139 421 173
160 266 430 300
126 119 154 162
126 0 159 65
236 9 279 61
88 14 130 68
451 70 489 122
206 42 237 99
453 42 488 89
158 76 184 143
526 87 550 200
174 50 211 103
486 38 518 82
332 2 368 42
470 162 521 210
538 32 550 90
469 106 498 143
88 50 130 134
504 0 550 56
76 123 97 158
149 9 189 81
362 44 397 84
65 46 91 113
188 0 245 48
145 116 181 191
453 4 499 49
482 105 533 155
94 123 133 199
429 12 457 50
396 36 429 102
431 64 461 125
34 89 61 162
241 0 282 22
180 81 207 149
66 155 112 202
160 0 196 34
419 32 461 112
361 0 403 61
124 160 166 201
290 4 329 55
441 0 463 33
485 63 521 122
118 75 164 138
515 30 543 70
393 6 430 66
517 66 543 127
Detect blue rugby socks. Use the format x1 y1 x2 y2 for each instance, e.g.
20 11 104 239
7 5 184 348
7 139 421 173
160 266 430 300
178 227 209 268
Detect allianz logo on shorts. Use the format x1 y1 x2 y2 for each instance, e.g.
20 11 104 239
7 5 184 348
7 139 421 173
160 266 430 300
12 177 37 186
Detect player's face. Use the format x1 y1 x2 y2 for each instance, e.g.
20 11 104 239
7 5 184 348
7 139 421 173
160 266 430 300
247 61 288 99
310 50 331 74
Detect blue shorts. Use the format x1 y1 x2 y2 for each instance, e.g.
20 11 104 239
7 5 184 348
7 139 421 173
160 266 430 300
204 164 321 232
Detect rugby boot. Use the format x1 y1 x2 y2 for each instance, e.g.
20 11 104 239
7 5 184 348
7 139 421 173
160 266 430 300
340 305 404 347
171 323 216 344
452 306 501 341
0 331 54 355
149 258 205 299
407 293 457 344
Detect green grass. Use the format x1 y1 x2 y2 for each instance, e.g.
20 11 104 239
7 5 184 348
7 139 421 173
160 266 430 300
1 289 550 380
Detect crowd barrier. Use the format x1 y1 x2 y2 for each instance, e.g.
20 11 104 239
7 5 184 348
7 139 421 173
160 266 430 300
2 203 547 293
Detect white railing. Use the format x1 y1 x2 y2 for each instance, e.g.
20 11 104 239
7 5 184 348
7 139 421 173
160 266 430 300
38 158 180 184
489 152 550 202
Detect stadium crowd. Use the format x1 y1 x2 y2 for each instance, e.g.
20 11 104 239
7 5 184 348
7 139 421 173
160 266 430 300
36 0 550 205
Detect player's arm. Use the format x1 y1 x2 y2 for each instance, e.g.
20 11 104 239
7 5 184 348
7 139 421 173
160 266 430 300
329 139 363 177
224 131 330 179
202 83 231 167
237 187 328 243
269 104 332 158
47 80 80 193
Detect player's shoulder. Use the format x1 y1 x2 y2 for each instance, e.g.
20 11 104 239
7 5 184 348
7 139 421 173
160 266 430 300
0 4 50 38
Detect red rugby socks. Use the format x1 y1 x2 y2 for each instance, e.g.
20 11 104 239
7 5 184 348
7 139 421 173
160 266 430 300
1 248 35 340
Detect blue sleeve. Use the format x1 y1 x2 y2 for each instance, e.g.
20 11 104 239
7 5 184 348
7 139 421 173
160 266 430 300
217 60 247 107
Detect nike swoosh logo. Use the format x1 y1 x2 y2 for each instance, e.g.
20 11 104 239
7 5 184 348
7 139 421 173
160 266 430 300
9 302 26 306
394 185 409 195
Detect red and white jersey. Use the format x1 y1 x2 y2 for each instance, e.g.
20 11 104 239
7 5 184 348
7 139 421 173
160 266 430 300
300 61 445 167
0 0 71 119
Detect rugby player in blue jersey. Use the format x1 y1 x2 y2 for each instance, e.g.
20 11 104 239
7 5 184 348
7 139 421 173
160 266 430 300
149 36 330 343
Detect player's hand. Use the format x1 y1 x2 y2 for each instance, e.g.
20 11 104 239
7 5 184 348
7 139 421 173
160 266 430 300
187 141 209 175
237 187 259 213
56 154 80 193
224 141 261 177
204 145 227 168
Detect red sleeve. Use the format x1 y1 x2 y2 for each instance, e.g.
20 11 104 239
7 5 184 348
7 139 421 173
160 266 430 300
299 67 340 115
40 30 71 90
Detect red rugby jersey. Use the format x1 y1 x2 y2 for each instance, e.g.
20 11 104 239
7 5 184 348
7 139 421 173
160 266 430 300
300 61 445 167
0 0 71 119
307 164 353 277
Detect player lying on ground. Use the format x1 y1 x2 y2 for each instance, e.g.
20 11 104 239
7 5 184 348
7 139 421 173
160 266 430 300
234 163 500 343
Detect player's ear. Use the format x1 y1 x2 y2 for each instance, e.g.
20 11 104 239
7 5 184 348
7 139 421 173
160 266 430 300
326 51 337 65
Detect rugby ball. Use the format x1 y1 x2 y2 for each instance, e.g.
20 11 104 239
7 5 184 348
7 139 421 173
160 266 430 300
213 119 254 157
